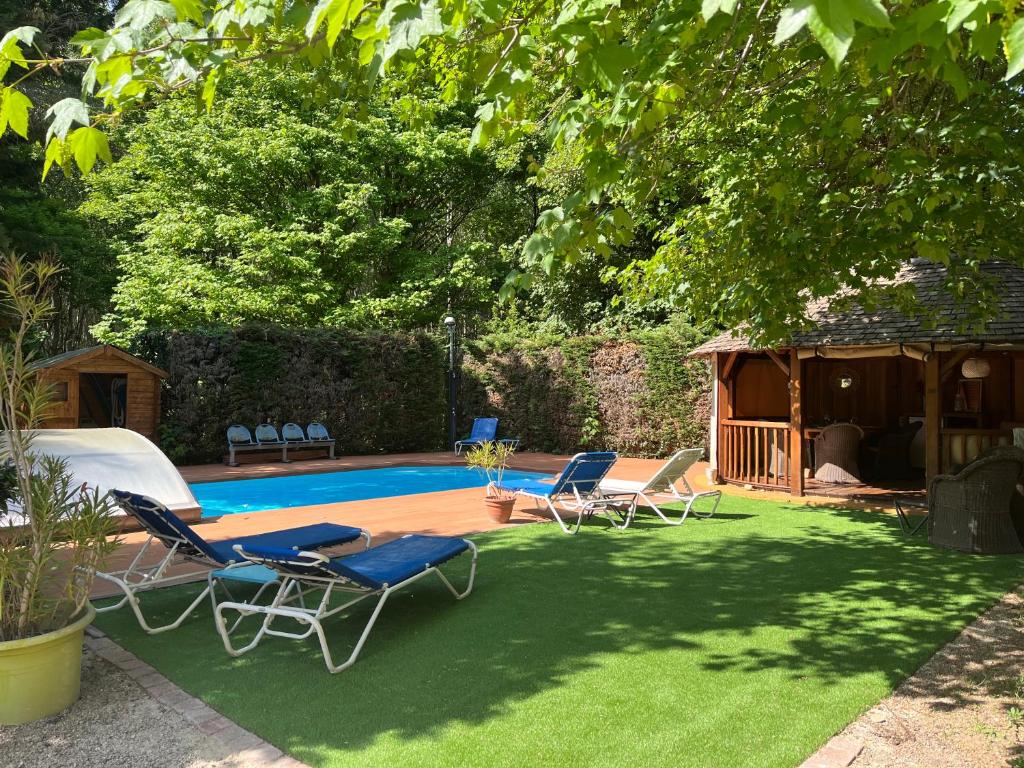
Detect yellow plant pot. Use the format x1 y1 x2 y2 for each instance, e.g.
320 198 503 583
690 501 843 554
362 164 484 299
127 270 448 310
0 604 95 725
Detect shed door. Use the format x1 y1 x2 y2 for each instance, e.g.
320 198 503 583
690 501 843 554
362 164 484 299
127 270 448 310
79 372 128 428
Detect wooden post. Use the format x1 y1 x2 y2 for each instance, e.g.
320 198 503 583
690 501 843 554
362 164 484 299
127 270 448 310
789 348 804 496
713 352 730 483
925 353 941 484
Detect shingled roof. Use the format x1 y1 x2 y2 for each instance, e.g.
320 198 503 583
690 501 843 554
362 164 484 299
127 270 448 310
691 259 1024 356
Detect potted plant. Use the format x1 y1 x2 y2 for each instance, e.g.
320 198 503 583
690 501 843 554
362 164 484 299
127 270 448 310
0 254 120 725
464 440 517 523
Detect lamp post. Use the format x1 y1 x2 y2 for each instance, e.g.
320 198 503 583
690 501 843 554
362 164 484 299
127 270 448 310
444 315 457 450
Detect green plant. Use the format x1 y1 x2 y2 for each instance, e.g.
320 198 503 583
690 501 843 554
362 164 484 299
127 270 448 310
0 253 120 641
464 441 516 499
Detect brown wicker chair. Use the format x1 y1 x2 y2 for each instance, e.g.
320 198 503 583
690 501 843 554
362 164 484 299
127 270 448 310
814 423 864 484
928 446 1024 554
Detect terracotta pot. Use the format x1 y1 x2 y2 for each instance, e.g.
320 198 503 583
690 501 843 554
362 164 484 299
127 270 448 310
484 496 515 523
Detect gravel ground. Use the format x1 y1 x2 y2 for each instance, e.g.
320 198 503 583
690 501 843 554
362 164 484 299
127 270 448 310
0 648 250 768
843 587 1024 768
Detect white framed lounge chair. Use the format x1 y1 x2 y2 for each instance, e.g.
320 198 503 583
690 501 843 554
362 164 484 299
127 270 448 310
215 534 477 673
494 451 636 534
599 447 721 525
96 491 370 634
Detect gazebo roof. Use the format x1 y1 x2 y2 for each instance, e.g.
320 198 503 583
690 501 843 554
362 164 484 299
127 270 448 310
691 259 1024 356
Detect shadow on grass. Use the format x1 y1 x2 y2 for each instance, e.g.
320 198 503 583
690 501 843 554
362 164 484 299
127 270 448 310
94 496 1024 766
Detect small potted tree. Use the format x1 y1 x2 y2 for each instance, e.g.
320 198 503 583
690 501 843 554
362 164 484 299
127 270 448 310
0 254 120 725
464 440 517 523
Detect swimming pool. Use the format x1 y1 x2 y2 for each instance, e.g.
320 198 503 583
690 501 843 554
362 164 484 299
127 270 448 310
191 465 551 517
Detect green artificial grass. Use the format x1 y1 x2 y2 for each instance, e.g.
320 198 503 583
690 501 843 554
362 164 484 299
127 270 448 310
94 497 1024 768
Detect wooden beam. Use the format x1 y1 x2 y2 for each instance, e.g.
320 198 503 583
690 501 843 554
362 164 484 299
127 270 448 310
721 351 739 381
713 353 731 483
766 349 791 379
940 349 971 382
925 354 941 483
789 348 804 497
1015 354 1024 422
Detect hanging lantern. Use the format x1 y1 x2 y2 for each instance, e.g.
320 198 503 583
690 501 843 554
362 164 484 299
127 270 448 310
961 357 991 379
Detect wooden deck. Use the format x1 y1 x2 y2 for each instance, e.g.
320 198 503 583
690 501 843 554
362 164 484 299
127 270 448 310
91 451 914 599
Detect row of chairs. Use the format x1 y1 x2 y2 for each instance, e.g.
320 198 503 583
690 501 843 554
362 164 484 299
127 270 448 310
226 422 336 466
494 447 721 534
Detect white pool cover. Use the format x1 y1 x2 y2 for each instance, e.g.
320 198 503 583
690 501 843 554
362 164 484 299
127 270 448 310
22 428 197 513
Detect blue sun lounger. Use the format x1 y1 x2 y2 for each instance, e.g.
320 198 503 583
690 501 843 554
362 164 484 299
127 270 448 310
214 534 478 673
96 490 370 634
494 451 635 534
454 417 498 454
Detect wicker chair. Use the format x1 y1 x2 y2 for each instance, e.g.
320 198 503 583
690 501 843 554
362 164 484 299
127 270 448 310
814 423 864 484
928 446 1024 554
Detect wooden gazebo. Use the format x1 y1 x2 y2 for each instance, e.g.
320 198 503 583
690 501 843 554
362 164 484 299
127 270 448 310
690 260 1024 496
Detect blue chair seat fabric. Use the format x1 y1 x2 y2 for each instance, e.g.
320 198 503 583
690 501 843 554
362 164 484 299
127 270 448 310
330 535 469 588
245 534 470 590
207 523 366 564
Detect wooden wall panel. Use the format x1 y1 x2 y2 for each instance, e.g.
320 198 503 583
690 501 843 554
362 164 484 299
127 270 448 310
733 358 789 419
125 371 157 437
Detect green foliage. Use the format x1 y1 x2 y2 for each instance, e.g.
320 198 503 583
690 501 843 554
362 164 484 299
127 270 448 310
0 253 119 641
461 320 710 456
463 440 516 496
84 64 532 340
135 324 451 463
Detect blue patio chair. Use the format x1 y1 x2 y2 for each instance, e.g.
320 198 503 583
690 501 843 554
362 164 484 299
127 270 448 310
96 490 370 634
454 417 499 455
215 534 478 673
305 421 337 459
494 451 634 534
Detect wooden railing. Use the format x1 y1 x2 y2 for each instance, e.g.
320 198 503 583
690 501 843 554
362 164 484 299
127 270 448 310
941 428 1012 472
719 419 791 489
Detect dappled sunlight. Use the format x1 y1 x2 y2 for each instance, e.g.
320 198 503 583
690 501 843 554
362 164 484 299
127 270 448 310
94 496 1024 767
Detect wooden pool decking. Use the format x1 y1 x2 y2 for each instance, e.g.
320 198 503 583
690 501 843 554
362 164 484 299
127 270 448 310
91 451 915 599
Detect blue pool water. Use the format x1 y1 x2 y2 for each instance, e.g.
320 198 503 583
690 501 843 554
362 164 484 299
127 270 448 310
191 465 550 517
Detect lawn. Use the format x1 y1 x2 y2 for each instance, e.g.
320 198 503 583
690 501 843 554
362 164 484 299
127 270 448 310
94 496 1024 768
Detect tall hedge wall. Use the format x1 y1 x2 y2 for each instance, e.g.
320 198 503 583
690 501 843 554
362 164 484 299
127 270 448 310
460 322 711 457
135 326 448 464
135 322 710 464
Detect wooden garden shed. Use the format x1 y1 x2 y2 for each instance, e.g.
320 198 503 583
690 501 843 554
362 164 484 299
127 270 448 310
34 345 167 441
690 259 1024 497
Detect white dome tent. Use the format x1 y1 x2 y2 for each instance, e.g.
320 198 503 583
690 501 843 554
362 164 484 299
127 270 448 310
11 428 199 523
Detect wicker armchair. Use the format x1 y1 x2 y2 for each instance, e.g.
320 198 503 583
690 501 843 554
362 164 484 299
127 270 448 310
814 423 864 484
928 446 1024 554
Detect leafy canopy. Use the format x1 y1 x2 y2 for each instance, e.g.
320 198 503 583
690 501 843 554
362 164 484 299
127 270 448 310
1 0 1023 341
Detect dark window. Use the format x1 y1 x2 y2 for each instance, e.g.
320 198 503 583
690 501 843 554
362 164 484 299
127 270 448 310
53 381 69 402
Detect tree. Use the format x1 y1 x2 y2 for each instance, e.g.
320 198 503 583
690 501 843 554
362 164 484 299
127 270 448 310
84 64 533 341
1 0 1022 342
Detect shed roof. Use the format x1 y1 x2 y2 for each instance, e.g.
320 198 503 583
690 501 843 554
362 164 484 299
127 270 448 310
34 344 169 378
691 259 1024 356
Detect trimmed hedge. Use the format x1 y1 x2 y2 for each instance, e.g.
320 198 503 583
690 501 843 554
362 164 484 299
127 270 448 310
460 322 711 457
135 326 448 464
136 322 710 464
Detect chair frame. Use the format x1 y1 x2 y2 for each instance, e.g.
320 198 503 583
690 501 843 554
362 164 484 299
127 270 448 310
226 423 288 466
600 448 721 525
214 535 478 674
95 493 370 634
500 452 634 535
454 417 499 455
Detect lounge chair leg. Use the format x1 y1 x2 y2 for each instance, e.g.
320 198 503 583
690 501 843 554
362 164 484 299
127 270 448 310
547 498 583 535
94 570 214 635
